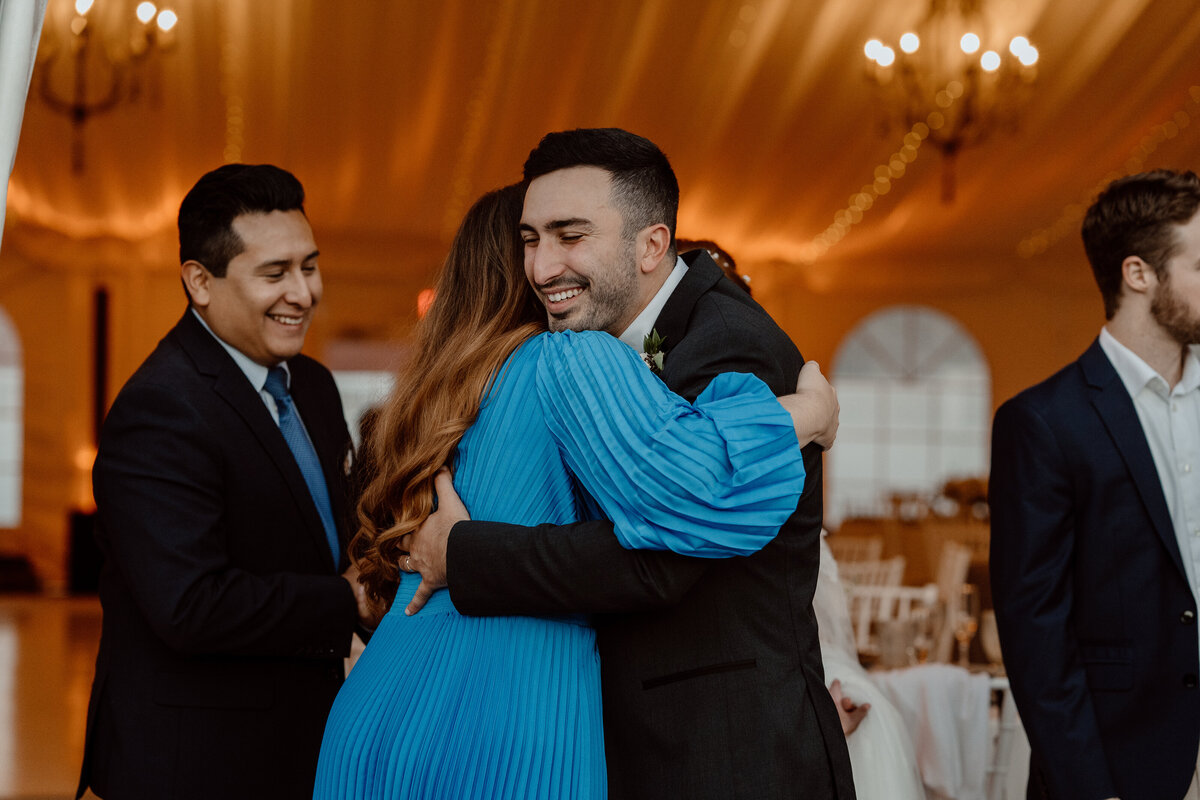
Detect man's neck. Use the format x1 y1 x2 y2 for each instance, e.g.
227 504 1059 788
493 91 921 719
617 256 686 351
1106 314 1188 388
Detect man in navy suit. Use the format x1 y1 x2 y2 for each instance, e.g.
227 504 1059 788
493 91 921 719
78 164 373 799
990 169 1200 800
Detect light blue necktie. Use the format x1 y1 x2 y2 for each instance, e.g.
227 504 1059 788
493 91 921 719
264 366 340 566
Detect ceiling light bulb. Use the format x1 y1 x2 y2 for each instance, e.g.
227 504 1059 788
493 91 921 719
865 39 884 60
75 0 94 15
981 50 1001 71
877 46 896 67
1019 46 1038 66
157 9 178 31
136 2 157 23
1009 36 1030 56
960 33 981 54
900 33 920 54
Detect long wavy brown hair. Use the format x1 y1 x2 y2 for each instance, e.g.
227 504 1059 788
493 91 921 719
350 184 545 604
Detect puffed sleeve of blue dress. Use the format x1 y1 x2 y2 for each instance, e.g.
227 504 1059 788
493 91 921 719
534 330 804 558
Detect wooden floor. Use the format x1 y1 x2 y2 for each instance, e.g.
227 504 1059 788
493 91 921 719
0 596 101 800
0 595 364 800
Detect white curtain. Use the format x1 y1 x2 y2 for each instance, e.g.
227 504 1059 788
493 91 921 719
0 0 47 254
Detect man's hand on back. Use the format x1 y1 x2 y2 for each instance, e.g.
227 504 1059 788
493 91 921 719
401 468 470 615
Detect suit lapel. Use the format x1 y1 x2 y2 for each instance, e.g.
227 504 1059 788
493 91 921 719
173 311 338 571
1081 339 1185 578
652 249 723 355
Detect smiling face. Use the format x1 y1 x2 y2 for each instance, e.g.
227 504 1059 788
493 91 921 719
519 166 644 335
187 209 322 365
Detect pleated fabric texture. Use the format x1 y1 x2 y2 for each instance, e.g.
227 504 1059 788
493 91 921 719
313 332 806 799
535 330 805 557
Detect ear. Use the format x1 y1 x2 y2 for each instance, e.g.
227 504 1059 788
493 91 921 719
181 260 213 307
1121 255 1157 296
636 223 673 275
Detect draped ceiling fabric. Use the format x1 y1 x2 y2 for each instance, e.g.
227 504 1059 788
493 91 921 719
0 0 47 252
5 0 1200 298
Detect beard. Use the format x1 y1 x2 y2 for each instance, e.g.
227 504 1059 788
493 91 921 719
1150 274 1200 345
546 241 640 334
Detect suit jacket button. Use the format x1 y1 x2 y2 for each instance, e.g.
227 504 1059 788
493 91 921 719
1185 674 1198 688
1182 610 1196 624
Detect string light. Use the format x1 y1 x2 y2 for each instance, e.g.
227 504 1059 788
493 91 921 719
799 118 935 264
1018 85 1200 258
799 76 995 263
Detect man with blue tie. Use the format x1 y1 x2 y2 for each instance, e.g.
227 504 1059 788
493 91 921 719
77 164 373 799
990 169 1200 800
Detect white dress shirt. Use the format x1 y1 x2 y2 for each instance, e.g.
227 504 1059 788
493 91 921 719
1098 328 1200 621
191 308 295 426
618 256 688 353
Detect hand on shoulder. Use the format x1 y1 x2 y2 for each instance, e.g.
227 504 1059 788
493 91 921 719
778 361 839 450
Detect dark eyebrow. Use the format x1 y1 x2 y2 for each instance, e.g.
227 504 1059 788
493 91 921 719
254 250 319 271
518 218 596 235
545 218 593 231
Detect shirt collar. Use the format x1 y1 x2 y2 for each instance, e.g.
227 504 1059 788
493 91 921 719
1099 326 1200 399
190 307 288 392
1183 345 1200 395
618 256 688 352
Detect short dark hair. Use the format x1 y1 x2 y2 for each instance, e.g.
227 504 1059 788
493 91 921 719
523 128 679 249
178 164 306 277
1082 169 1200 319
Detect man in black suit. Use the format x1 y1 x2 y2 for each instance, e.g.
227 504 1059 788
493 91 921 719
405 129 854 799
78 164 373 799
990 169 1200 800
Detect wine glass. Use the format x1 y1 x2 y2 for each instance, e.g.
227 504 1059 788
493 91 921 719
911 602 940 664
980 609 1004 672
954 583 980 668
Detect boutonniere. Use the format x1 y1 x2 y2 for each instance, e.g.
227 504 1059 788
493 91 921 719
642 329 666 376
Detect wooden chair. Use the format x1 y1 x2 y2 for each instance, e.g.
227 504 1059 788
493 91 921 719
933 541 973 663
826 533 884 564
838 555 905 589
934 519 991 562
846 582 940 656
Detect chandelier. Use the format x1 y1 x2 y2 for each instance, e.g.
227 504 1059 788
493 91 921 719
36 0 179 173
864 0 1038 201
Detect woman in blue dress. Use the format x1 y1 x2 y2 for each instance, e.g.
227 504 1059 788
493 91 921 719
314 185 824 799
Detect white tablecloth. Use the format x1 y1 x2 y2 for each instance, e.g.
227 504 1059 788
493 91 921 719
872 664 992 800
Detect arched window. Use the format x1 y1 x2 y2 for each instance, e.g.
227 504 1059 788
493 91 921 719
0 307 22 527
827 305 990 528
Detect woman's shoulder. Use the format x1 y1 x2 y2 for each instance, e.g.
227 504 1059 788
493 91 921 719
532 331 649 389
534 329 630 357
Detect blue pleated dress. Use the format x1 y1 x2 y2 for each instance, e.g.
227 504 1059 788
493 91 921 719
313 330 806 799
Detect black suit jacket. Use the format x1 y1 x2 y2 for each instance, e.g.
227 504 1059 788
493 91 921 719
78 310 359 799
989 339 1200 800
447 251 855 799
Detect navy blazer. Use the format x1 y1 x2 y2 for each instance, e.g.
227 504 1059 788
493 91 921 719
447 251 856 799
989 338 1200 800
78 310 359 799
